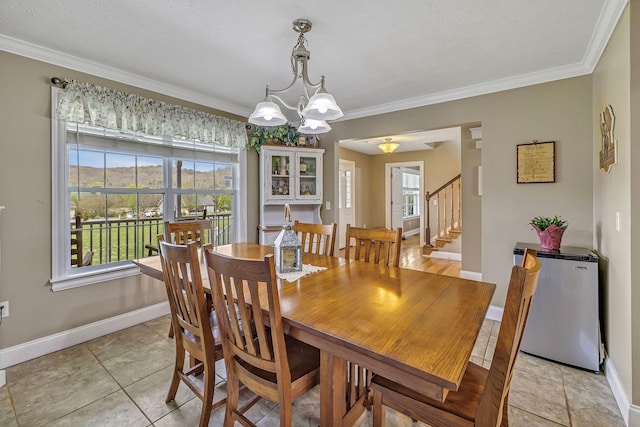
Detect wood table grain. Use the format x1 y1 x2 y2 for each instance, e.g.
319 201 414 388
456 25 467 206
134 243 495 426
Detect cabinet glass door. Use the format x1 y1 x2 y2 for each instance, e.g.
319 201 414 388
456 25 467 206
269 152 294 199
297 154 320 199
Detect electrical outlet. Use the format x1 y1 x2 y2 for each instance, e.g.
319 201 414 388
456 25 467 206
0 301 8 318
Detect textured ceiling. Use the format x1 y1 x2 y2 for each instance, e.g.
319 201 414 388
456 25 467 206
0 1 626 126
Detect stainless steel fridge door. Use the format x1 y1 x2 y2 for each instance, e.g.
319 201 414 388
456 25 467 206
515 254 600 371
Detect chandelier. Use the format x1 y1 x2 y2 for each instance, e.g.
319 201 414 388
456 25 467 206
248 18 343 134
378 138 400 153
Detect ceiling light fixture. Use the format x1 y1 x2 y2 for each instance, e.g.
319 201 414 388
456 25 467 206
248 18 343 134
378 138 400 153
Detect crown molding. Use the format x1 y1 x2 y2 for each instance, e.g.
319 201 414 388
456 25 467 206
341 0 628 121
342 61 591 120
583 0 629 72
0 34 252 118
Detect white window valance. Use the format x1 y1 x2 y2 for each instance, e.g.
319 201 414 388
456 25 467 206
55 80 248 149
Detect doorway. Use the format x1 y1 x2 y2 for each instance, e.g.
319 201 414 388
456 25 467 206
385 161 425 246
338 159 355 249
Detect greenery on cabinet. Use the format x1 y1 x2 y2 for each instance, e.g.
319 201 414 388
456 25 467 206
248 124 301 152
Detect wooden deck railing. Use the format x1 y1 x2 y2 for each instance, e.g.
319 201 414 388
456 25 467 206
70 213 233 267
424 174 461 248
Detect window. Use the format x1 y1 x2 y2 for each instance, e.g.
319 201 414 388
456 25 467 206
51 90 246 291
402 171 420 218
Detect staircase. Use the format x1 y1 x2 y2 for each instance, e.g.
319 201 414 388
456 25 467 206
423 174 462 255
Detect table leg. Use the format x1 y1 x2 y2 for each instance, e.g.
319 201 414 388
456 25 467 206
320 350 347 427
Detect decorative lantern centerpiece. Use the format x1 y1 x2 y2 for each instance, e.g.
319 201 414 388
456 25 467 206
274 204 302 273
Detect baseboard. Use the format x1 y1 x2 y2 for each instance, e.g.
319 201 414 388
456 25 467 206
0 369 5 387
485 305 503 322
630 404 640 427
427 251 461 261
403 229 420 238
460 270 482 281
0 302 170 370
604 356 635 426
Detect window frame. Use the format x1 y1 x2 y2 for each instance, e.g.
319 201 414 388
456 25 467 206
402 170 420 219
50 88 247 291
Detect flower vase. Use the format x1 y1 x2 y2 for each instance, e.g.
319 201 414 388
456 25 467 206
534 225 565 251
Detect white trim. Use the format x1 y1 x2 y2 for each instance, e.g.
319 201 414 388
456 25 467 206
485 305 504 322
460 270 482 281
427 250 461 261
0 370 5 387
583 0 629 73
342 63 590 120
0 302 170 370
0 34 250 117
402 228 420 237
630 405 640 427
604 357 633 426
50 265 141 292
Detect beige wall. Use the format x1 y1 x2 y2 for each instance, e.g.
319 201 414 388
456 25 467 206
593 5 633 402
461 123 483 273
630 1 640 407
0 51 253 349
326 76 594 308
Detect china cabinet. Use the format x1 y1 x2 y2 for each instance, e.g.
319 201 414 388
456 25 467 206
259 146 324 245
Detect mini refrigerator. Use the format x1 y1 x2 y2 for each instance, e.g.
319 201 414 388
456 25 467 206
513 242 602 372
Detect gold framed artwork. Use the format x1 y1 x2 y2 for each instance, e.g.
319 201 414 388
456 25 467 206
599 104 617 172
517 140 556 184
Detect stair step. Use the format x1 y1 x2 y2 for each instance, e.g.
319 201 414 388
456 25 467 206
436 239 452 248
449 229 462 235
423 245 439 255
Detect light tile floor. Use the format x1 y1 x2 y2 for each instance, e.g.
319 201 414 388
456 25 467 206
1 314 625 426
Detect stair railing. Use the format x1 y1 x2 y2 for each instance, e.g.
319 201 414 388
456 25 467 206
424 174 462 248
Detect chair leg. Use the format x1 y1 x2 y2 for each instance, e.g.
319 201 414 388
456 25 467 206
168 323 175 338
501 393 509 427
166 345 185 402
372 387 386 427
198 366 216 427
224 372 240 427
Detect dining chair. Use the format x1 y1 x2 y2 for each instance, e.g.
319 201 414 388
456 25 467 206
158 240 225 427
203 249 321 427
344 225 402 267
156 219 215 337
341 225 403 421
370 248 542 427
293 220 337 256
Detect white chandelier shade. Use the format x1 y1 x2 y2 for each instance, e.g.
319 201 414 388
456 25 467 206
298 118 331 134
248 18 342 134
302 91 343 121
248 100 288 126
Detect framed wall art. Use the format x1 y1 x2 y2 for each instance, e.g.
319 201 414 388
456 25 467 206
517 140 556 184
599 104 617 172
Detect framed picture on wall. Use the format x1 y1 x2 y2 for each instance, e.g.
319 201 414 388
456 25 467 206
516 140 555 184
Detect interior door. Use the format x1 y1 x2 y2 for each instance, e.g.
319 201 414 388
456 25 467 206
338 159 355 249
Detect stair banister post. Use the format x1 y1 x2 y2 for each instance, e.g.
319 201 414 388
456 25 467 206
424 191 433 248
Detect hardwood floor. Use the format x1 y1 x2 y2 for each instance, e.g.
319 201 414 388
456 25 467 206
338 234 461 277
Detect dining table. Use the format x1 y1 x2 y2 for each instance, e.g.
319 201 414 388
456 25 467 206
134 242 496 427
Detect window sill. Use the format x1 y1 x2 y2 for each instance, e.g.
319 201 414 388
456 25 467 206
50 263 141 292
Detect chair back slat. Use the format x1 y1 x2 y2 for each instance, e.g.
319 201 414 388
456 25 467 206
164 219 214 247
159 240 213 345
344 225 402 267
476 248 541 426
205 250 289 377
293 220 337 256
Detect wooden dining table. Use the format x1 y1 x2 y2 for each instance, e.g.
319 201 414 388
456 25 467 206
134 242 495 427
